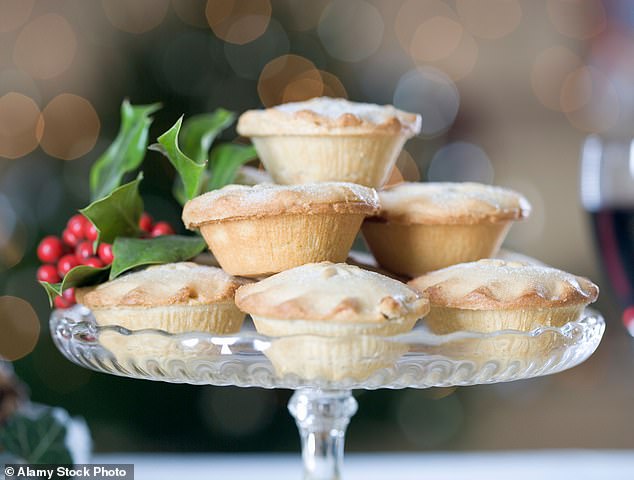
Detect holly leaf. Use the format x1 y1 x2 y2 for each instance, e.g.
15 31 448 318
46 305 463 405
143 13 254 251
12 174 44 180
180 109 235 163
0 404 91 464
89 100 161 201
80 174 144 245
109 235 207 279
150 117 207 203
40 265 109 306
207 144 257 191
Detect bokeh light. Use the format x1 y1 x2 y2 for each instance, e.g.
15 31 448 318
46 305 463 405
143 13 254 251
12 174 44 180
13 14 77 80
171 0 209 29
39 94 100 161
396 0 478 81
0 0 34 33
561 66 620 132
0 68 41 104
318 0 384 62
455 0 522 40
547 0 606 40
224 19 289 80
409 16 463 62
0 296 40 362
276 0 328 32
531 46 582 111
0 92 42 159
395 0 456 53
427 141 494 183
393 67 460 137
319 70 347 99
257 54 323 107
102 0 169 34
0 194 25 269
206 0 272 45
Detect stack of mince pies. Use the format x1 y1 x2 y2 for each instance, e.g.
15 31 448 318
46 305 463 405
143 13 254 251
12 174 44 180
79 97 599 379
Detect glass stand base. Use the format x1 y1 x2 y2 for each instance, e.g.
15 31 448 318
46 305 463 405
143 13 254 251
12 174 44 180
288 389 358 480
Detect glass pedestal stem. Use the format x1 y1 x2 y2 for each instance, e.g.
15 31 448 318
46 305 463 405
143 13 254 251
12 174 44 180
288 389 358 480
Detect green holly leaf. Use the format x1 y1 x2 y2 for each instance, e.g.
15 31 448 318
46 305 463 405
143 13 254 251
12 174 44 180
0 404 91 464
40 265 109 306
180 109 235 162
109 235 207 279
207 144 257 191
80 174 144 245
89 100 161 201
149 117 207 203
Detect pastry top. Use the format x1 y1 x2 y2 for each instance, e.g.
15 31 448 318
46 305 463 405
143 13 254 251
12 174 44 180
237 97 421 137
235 262 429 324
408 259 599 310
77 262 246 308
370 182 531 225
182 182 380 227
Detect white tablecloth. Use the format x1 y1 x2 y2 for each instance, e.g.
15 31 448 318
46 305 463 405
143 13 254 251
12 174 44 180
96 451 634 479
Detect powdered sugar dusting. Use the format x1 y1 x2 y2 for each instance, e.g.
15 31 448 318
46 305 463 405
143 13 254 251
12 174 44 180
275 97 420 129
378 182 531 222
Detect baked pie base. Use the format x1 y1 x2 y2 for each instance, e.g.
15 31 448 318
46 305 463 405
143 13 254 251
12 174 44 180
425 305 585 334
199 213 365 277
251 134 407 188
362 220 511 276
92 303 245 334
264 335 407 381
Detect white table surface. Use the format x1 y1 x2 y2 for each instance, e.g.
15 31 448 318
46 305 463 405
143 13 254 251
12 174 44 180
96 451 634 480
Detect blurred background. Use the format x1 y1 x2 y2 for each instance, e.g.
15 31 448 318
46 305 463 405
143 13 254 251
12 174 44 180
2 0 634 453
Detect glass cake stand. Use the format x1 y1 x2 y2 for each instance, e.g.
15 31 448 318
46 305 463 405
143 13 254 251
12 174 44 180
51 306 605 480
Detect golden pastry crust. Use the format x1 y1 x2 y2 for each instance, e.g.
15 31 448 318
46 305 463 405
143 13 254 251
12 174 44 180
235 262 429 324
182 182 380 228
237 97 421 137
408 259 599 311
370 182 531 225
77 262 246 308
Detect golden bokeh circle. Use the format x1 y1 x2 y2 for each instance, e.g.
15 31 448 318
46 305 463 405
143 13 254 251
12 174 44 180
102 0 170 34
0 92 42 159
258 54 323 107
13 13 77 80
547 0 606 40
319 70 348 99
385 149 420 187
206 0 272 45
0 0 35 33
40 94 100 161
455 0 522 40
395 0 457 53
531 46 582 111
561 66 620 133
410 16 464 62
0 296 40 361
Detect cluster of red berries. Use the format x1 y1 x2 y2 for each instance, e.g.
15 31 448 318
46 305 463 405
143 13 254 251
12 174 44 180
37 212 175 309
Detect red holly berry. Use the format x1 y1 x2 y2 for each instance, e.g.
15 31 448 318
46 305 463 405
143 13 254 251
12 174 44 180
83 257 104 269
151 221 174 237
58 254 79 277
62 287 76 304
98 243 114 264
37 236 64 263
75 241 95 261
54 295 72 309
85 221 99 242
62 228 80 248
67 214 87 239
37 264 61 283
139 212 153 232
